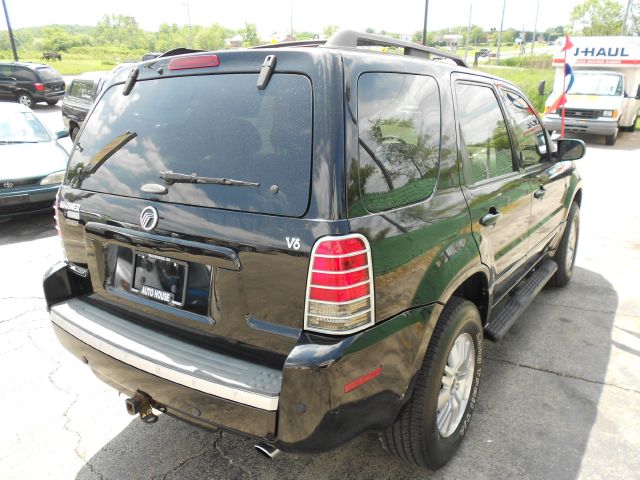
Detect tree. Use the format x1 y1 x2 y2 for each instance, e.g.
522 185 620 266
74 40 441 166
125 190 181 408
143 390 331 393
570 0 623 35
240 23 260 47
193 24 228 51
323 25 339 38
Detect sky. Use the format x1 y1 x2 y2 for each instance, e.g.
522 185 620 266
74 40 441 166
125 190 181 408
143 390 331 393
0 0 629 37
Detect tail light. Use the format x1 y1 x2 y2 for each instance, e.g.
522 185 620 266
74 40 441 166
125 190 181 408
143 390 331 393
304 234 375 335
34 83 45 92
53 195 60 235
53 194 67 259
168 54 220 71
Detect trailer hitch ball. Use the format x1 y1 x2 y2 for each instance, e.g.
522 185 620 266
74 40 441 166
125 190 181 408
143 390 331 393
125 390 159 424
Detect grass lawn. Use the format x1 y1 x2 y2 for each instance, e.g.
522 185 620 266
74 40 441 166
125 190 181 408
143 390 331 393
18 56 115 75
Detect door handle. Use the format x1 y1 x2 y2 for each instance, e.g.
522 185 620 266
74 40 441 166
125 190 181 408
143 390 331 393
480 208 501 227
534 186 546 199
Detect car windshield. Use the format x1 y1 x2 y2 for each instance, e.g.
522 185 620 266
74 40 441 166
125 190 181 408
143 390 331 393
0 111 51 143
570 73 623 96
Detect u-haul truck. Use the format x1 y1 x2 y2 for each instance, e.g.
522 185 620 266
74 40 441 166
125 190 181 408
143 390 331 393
543 36 640 145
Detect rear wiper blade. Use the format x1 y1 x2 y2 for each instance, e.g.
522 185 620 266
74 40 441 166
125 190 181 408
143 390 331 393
0 140 38 144
160 171 260 187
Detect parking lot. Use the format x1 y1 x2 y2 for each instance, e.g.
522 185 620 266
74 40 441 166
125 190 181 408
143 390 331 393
1 104 639 480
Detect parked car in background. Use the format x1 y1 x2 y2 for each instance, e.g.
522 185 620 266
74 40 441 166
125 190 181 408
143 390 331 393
62 72 107 141
0 62 65 108
0 102 69 221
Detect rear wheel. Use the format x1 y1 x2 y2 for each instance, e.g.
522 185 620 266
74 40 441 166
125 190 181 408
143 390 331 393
17 92 34 108
380 297 483 469
549 202 580 287
70 125 79 141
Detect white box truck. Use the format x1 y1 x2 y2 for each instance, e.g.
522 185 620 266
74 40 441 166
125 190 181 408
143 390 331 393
543 36 640 145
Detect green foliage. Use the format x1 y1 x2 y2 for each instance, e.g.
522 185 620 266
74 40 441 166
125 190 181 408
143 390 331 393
240 23 260 47
570 0 623 35
323 25 339 38
476 66 555 113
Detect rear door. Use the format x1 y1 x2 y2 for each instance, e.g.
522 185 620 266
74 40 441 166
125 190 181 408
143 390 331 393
497 86 567 255
59 62 331 359
0 65 16 100
454 76 532 285
35 66 65 95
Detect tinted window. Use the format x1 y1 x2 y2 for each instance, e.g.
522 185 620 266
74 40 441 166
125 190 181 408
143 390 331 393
36 67 63 82
356 73 440 213
69 79 96 101
0 65 13 77
65 73 313 217
456 83 515 184
13 67 37 82
499 88 548 167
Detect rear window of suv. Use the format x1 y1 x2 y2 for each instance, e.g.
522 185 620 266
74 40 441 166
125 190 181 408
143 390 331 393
65 73 313 217
36 66 63 82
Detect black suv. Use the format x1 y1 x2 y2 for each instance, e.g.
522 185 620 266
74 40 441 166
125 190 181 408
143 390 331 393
44 31 584 469
0 62 65 108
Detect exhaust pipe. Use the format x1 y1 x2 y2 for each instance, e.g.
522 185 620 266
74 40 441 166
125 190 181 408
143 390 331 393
255 442 281 459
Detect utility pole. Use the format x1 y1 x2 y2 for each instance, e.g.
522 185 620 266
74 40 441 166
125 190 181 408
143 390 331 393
184 1 193 48
622 0 632 35
531 0 540 55
422 0 429 45
496 0 506 63
290 0 294 39
464 3 472 63
1 0 18 61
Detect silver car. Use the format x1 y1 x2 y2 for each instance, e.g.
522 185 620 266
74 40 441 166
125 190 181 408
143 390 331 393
0 102 69 221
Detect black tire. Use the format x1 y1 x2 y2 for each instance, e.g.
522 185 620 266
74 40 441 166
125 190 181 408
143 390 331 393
605 125 618 145
549 202 580 287
16 92 34 108
46 100 58 106
70 125 79 141
623 117 637 132
380 297 483 469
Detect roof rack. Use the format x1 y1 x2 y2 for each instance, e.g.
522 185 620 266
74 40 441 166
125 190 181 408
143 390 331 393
253 39 326 49
325 30 467 68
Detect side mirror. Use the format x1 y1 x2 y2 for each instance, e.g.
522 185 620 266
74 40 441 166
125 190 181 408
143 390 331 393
55 129 69 140
557 139 586 161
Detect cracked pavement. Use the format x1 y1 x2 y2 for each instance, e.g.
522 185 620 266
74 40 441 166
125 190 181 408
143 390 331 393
0 107 639 479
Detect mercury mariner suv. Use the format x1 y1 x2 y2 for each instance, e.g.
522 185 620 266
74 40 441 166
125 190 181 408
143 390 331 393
43 30 585 469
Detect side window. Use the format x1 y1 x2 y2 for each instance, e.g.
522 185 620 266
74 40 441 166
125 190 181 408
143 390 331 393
70 80 94 101
13 67 37 82
499 88 549 167
357 73 440 213
455 83 515 184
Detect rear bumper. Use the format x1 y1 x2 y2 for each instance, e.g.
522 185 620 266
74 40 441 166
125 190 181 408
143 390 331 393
44 261 437 452
36 90 65 102
0 185 58 218
543 115 618 135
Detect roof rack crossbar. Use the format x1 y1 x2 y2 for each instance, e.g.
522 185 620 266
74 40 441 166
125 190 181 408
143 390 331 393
253 39 326 49
325 30 467 68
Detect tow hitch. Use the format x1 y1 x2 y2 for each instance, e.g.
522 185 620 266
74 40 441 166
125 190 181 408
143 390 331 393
125 390 165 424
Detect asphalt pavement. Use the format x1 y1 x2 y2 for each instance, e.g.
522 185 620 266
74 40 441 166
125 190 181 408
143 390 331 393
1 104 638 479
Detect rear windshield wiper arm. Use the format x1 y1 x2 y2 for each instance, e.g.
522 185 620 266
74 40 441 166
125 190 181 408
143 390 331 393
160 171 260 187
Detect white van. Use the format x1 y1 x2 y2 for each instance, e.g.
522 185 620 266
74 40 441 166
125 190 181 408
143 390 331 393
543 36 640 145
